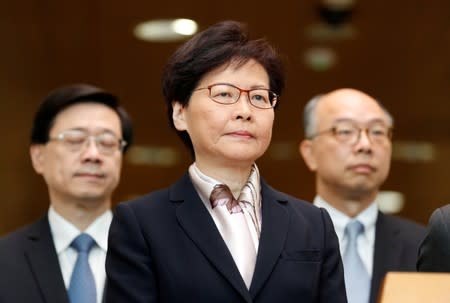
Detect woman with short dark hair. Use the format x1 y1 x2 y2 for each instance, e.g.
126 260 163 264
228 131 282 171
105 20 347 303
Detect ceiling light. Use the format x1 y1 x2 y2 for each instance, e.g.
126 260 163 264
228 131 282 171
392 141 436 162
126 145 180 167
321 0 357 10
134 19 198 42
172 19 197 35
376 191 404 214
303 47 337 71
306 22 357 41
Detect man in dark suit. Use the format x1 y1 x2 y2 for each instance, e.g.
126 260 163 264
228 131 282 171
0 84 133 303
299 88 426 303
417 204 450 272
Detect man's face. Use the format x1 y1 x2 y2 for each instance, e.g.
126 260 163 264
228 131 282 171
300 89 392 199
30 102 123 208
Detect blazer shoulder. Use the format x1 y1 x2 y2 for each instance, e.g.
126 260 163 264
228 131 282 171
114 187 171 219
0 217 48 250
263 184 328 224
439 204 450 213
117 173 193 210
264 185 316 211
424 205 450 242
127 187 170 205
0 217 53 271
379 213 427 241
429 204 450 226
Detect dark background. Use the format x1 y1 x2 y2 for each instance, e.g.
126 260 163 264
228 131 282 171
1 0 449 234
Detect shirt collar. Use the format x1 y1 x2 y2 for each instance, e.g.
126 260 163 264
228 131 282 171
188 162 261 207
48 206 112 254
313 195 378 239
188 163 221 208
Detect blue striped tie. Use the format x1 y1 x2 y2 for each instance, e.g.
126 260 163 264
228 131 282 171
343 220 370 303
67 233 97 303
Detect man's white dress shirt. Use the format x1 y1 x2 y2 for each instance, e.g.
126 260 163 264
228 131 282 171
48 206 112 303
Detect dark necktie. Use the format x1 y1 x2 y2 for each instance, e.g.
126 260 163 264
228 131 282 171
67 233 97 303
343 220 370 303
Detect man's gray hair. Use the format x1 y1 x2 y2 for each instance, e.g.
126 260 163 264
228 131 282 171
303 94 323 139
302 92 394 139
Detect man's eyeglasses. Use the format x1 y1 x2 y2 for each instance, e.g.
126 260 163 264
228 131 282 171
48 129 127 155
308 121 393 145
194 83 278 109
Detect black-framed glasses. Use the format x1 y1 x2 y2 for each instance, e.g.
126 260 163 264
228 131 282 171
48 129 127 155
309 120 393 145
194 83 278 109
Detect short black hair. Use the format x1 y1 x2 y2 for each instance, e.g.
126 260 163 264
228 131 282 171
161 20 285 157
30 83 133 152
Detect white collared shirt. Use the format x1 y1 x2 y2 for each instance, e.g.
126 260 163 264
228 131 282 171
314 196 378 277
48 206 112 303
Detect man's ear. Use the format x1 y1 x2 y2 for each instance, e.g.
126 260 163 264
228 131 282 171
30 144 45 174
172 101 187 131
299 139 318 171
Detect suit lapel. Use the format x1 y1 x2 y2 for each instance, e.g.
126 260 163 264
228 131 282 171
24 217 69 303
249 182 289 298
370 212 402 303
173 174 252 303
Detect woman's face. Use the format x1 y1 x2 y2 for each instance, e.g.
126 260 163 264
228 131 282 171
172 59 275 169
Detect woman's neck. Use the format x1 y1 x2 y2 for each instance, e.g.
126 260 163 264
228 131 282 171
195 161 253 196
